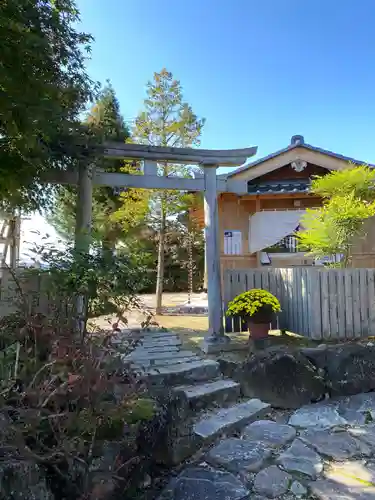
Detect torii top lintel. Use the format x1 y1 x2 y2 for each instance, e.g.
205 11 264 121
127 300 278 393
103 142 258 167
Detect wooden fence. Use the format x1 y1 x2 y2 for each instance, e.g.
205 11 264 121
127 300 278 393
223 268 375 340
0 268 71 319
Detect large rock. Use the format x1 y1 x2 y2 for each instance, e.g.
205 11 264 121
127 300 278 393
234 348 326 409
253 465 292 498
218 358 241 379
194 399 271 441
206 438 272 474
319 344 375 397
0 460 53 500
300 345 330 370
151 392 200 465
338 392 375 425
290 481 308 497
242 420 296 448
289 402 348 429
276 438 323 479
300 429 373 461
158 466 250 500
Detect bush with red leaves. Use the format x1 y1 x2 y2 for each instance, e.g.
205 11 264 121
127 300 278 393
0 247 158 499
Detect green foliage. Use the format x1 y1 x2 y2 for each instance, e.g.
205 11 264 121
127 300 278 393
134 69 205 149
310 165 375 200
88 83 148 243
86 80 127 142
48 83 149 246
226 289 281 317
129 69 205 306
47 187 77 241
120 219 205 293
132 68 205 214
299 195 375 258
0 242 157 498
298 166 375 266
121 397 156 425
49 72 205 293
27 239 153 327
0 0 95 210
163 221 205 291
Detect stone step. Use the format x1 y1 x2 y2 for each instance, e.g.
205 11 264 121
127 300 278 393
144 359 221 386
173 379 241 411
141 336 180 343
141 339 182 348
193 398 271 442
129 350 197 362
141 331 176 337
141 333 180 341
131 355 202 369
134 346 181 354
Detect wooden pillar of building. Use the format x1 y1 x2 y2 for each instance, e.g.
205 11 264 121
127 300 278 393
255 196 261 268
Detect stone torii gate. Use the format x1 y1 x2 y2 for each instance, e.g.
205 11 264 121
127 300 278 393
54 142 257 352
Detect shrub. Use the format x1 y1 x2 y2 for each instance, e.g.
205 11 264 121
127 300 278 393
226 289 281 317
0 244 159 499
24 240 155 333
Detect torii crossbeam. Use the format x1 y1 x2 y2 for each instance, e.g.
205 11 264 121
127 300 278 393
49 142 258 352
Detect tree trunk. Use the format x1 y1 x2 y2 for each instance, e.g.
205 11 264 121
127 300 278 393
156 208 166 313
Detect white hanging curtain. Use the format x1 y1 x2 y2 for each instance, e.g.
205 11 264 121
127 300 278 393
249 210 306 254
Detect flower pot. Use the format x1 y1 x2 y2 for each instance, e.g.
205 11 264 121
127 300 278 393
248 321 270 340
243 305 274 340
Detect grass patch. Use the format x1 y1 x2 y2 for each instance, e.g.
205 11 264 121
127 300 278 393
153 314 318 354
154 315 208 331
154 315 206 353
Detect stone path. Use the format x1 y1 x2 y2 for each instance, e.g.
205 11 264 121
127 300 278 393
125 329 196 369
125 330 219 386
159 392 375 499
123 330 375 499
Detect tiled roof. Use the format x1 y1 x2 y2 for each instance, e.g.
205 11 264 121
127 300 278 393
247 180 310 195
227 137 375 178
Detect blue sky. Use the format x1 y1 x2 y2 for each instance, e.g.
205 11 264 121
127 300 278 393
76 0 375 170
24 0 375 255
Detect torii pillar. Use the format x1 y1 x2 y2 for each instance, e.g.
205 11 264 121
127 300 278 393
201 164 228 352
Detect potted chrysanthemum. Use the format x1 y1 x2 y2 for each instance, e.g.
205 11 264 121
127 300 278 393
225 288 281 340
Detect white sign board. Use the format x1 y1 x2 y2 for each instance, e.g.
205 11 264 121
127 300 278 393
224 230 242 255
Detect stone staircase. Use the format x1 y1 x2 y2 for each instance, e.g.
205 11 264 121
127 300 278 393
173 379 240 411
124 330 375 498
125 329 271 463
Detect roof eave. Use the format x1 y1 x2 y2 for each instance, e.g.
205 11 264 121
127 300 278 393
227 143 375 179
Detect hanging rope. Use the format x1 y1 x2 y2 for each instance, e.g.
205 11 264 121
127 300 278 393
187 229 193 304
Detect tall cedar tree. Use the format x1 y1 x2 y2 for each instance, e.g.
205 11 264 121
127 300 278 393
49 83 149 250
132 69 204 312
0 0 94 210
